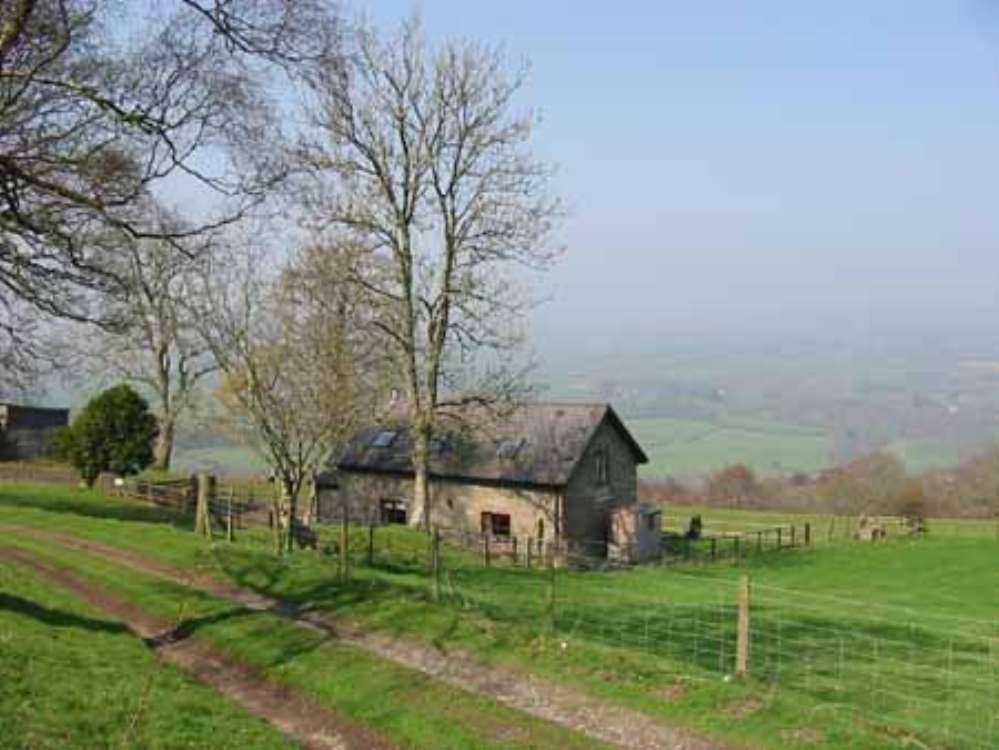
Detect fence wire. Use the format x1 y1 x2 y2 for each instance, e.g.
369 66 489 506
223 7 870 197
92 476 999 748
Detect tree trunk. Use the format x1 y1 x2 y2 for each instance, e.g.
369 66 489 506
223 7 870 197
411 423 432 530
284 479 297 555
302 474 318 527
153 415 175 471
271 495 283 556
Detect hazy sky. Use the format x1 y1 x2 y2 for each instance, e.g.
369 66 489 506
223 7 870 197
365 1 999 353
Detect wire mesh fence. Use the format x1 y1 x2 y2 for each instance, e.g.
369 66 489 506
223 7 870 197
80 474 999 747
427 554 999 748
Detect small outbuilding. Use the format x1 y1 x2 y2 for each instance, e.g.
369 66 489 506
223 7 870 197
0 403 69 460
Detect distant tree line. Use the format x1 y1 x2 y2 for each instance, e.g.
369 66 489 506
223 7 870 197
643 449 999 520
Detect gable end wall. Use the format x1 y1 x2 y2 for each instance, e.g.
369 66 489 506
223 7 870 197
563 417 639 552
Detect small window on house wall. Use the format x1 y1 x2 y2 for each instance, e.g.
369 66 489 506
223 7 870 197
380 499 407 524
481 511 511 538
595 448 609 484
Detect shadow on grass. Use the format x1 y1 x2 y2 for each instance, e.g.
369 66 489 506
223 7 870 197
0 489 192 529
138 579 334 670
0 591 130 634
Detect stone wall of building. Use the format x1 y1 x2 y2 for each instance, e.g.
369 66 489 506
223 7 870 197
326 472 559 542
562 417 640 553
608 506 662 563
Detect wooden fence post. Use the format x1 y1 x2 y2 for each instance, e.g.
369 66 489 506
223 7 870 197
526 536 533 569
546 541 556 630
512 536 518 565
736 574 751 677
483 533 491 567
790 525 796 547
226 488 234 542
244 487 253 530
431 526 441 603
339 503 350 584
776 527 782 549
194 473 214 540
804 522 811 546
367 523 375 566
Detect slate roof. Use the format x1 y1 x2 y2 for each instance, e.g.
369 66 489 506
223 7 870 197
336 401 648 489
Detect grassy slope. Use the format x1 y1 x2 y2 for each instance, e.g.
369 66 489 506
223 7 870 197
0 563 292 749
5 538 607 750
885 438 962 472
171 445 268 478
2 483 998 749
629 416 830 479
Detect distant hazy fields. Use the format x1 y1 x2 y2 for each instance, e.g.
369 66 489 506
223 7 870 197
629 415 830 479
168 343 987 482
171 417 964 482
540 337 999 480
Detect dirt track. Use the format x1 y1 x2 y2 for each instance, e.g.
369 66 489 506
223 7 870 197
1 525 734 750
0 545 396 750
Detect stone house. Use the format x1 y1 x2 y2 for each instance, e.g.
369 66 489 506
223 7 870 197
327 402 661 562
0 403 69 460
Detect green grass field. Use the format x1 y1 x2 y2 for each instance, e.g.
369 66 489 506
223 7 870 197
1 482 997 748
884 438 963 472
629 416 831 479
6 538 605 750
172 445 269 477
0 562 293 749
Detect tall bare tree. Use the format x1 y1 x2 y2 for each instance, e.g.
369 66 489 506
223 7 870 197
71 208 218 471
0 0 339 383
301 18 561 528
196 234 387 553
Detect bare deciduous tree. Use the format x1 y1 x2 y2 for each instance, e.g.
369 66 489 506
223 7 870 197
0 0 339 383
301 18 561 528
70 209 217 471
195 234 386 554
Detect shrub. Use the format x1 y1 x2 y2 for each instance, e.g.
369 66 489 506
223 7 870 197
60 385 158 486
892 479 930 522
49 426 76 461
684 514 703 540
